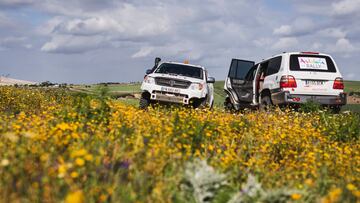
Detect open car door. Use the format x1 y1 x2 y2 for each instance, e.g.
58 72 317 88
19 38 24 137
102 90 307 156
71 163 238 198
226 59 256 104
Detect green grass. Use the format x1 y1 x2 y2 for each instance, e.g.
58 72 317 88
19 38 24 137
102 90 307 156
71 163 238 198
72 83 141 98
342 104 360 113
344 81 360 93
213 81 226 107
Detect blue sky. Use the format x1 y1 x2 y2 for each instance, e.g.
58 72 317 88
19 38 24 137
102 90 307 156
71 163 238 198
0 0 359 83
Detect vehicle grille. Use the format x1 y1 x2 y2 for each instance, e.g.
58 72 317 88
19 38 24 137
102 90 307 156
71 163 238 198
155 77 191 89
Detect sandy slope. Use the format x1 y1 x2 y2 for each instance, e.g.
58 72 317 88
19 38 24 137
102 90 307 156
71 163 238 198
0 76 36 86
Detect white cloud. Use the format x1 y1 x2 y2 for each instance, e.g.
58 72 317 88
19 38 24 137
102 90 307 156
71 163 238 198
271 37 298 50
273 17 315 37
132 46 154 58
36 16 66 35
0 36 31 49
40 3 171 53
253 38 272 47
0 12 19 29
0 0 33 7
328 38 357 54
332 0 360 15
310 42 322 50
54 17 120 36
317 28 347 38
273 25 291 35
41 35 107 54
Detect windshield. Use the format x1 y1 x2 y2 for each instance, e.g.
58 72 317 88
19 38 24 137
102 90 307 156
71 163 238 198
155 63 204 79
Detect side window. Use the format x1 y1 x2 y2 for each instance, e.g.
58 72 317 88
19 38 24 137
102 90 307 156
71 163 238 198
245 66 257 81
228 60 237 78
235 60 254 80
266 56 282 76
259 61 269 76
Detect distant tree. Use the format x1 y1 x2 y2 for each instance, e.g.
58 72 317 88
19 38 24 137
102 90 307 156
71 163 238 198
59 83 68 88
40 81 55 87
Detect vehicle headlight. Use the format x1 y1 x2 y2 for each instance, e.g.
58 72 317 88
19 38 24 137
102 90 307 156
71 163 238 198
190 83 204 90
144 76 155 84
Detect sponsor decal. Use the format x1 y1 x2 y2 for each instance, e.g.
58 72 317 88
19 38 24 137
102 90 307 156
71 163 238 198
298 57 328 70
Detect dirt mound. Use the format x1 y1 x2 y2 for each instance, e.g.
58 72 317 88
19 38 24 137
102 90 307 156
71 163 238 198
347 95 360 104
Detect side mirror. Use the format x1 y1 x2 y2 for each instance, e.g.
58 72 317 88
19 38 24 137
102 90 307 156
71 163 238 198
146 69 152 75
154 57 161 67
207 77 215 83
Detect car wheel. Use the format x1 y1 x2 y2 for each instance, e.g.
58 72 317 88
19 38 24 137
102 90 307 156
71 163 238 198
139 96 150 109
209 100 214 110
224 97 234 111
331 105 341 114
260 95 272 111
191 98 208 109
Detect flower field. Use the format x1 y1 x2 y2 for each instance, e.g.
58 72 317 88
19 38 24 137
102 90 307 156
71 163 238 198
0 86 360 203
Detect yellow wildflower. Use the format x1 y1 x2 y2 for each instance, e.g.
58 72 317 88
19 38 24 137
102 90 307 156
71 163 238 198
84 154 93 161
346 183 357 191
291 193 302 200
1 159 9 167
65 190 84 203
71 149 87 158
70 172 79 178
75 158 85 166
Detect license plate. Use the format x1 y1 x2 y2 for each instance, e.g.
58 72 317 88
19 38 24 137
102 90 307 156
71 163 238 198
161 87 180 93
304 80 325 86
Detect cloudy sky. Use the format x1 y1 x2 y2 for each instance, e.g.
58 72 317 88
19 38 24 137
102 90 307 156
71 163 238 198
0 0 359 83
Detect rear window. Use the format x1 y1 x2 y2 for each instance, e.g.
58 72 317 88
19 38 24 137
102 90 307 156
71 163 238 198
290 54 337 73
155 63 203 79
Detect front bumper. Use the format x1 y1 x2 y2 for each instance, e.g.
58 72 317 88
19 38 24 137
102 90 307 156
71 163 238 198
141 83 206 105
272 91 347 106
151 91 189 104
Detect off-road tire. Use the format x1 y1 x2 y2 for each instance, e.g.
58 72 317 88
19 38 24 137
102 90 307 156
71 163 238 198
224 97 234 111
331 106 341 114
139 96 150 110
192 98 209 109
210 100 214 110
260 95 273 111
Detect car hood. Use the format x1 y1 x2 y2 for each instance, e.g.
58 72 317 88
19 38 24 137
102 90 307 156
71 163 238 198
148 73 204 83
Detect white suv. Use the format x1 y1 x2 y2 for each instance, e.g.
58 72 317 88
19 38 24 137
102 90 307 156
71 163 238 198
224 52 346 111
140 59 215 109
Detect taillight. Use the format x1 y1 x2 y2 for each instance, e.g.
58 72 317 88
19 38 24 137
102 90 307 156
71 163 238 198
280 75 297 88
333 77 344 90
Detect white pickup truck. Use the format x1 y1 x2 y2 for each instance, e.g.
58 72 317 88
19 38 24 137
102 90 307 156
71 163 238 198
140 59 215 109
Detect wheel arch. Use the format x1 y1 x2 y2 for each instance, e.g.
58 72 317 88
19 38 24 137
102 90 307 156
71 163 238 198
260 88 271 98
141 91 151 99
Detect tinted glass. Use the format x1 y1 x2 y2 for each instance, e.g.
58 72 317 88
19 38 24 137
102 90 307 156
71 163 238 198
290 55 337 73
245 66 257 81
155 63 203 79
228 60 237 78
266 56 282 76
235 60 255 80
